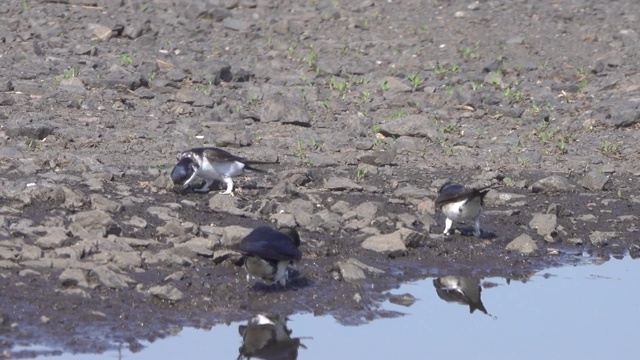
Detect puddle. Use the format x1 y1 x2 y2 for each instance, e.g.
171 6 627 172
13 257 640 359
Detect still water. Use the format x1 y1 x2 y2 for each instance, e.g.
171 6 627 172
52 257 640 359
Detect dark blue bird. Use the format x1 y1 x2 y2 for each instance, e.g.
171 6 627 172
239 226 302 287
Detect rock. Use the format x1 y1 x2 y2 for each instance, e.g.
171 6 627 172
209 194 257 218
156 220 188 239
223 18 250 31
312 210 342 232
221 225 251 246
566 237 583 245
90 194 123 213
89 266 135 289
343 202 380 223
389 293 417 307
359 148 397 166
528 213 557 236
530 175 575 193
393 185 434 199
361 229 412 253
59 268 89 287
335 258 384 283
260 95 311 126
269 212 297 228
70 210 121 237
86 23 113 41
324 177 363 191
127 216 148 228
35 228 72 249
579 170 611 191
149 285 184 302
306 153 340 167
506 234 540 256
378 115 439 140
111 251 143 269
20 244 42 260
589 231 615 246
164 271 185 282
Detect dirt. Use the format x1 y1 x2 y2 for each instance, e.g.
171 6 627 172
1 0 640 357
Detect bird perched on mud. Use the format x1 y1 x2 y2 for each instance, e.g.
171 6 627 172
170 147 267 195
238 314 305 359
435 182 491 237
239 226 302 287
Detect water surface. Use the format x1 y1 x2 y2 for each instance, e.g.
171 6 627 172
53 257 640 359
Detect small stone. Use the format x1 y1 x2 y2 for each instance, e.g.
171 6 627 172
589 231 615 246
35 228 72 249
579 170 611 191
324 177 363 192
528 213 557 236
150 285 184 302
221 225 251 246
59 268 89 287
223 18 250 31
361 229 410 253
389 293 417 307
530 175 575 193
566 237 583 245
506 233 540 256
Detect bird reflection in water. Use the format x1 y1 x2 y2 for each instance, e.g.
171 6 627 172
238 314 307 360
433 276 492 316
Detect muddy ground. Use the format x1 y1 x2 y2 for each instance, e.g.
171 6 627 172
1 0 639 357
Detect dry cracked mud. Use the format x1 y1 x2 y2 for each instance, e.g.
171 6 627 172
1 0 639 357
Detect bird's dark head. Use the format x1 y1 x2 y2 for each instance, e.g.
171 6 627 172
278 227 301 248
171 157 196 186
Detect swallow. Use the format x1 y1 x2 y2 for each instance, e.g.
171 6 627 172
433 276 488 314
238 314 304 360
239 226 302 287
435 182 491 237
170 147 267 195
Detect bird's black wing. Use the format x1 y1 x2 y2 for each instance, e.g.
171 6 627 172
239 226 302 261
435 183 474 208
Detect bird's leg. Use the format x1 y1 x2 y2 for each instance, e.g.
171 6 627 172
443 217 453 235
221 177 235 196
473 218 482 237
194 179 213 193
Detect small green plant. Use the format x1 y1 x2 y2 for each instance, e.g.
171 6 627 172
304 51 317 68
389 109 407 120
380 79 390 92
470 80 482 91
293 139 309 163
355 168 367 181
517 156 530 166
23 0 28 10
64 68 76 79
121 54 133 66
600 140 620 157
503 177 514 187
361 18 369 29
435 64 448 77
407 72 422 89
25 139 43 151
556 138 567 154
617 189 622 199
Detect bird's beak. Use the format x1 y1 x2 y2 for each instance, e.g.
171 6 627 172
171 157 195 186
